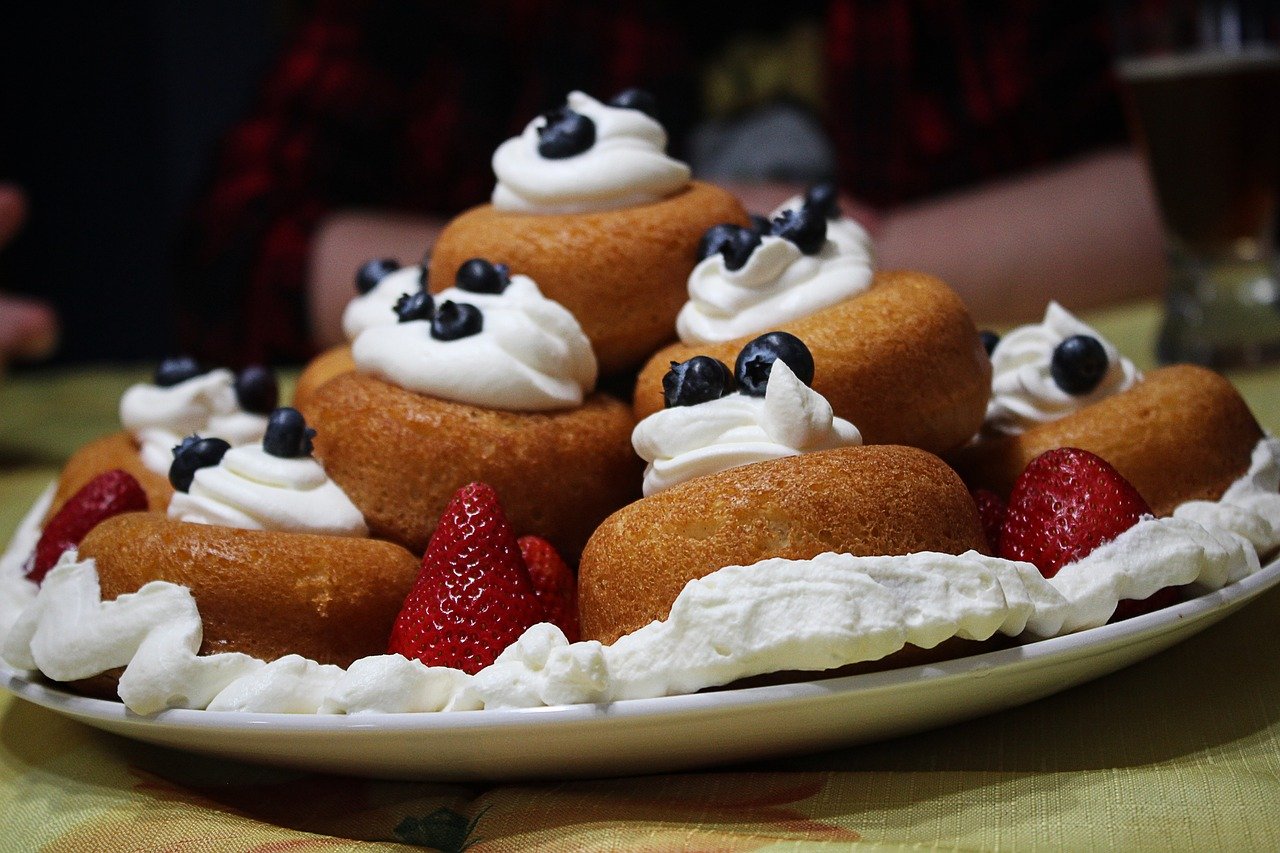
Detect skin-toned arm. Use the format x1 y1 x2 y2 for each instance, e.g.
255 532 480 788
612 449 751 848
306 147 1166 346
874 149 1165 324
0 185 60 366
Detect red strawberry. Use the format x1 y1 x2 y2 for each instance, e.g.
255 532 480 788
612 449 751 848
971 488 1006 555
1110 586 1184 622
519 535 580 642
27 469 147 584
387 482 544 674
1000 447 1152 579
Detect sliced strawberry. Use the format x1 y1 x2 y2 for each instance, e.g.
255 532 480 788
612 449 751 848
519 534 580 642
999 447 1152 579
971 488 1006 555
27 469 147 584
387 482 544 674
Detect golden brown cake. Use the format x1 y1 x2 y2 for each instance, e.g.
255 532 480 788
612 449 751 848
293 344 356 410
78 511 420 666
948 364 1263 516
428 181 749 375
578 444 989 644
48 432 173 521
299 371 642 560
632 270 992 455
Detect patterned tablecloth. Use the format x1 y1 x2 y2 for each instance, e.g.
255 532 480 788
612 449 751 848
1 301 1279 851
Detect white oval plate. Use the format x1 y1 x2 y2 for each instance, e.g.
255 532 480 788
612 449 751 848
4 555 1278 781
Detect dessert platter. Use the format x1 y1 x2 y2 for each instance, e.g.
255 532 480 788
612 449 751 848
3 89 1279 781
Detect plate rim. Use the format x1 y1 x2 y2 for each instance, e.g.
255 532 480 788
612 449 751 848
5 552 1278 736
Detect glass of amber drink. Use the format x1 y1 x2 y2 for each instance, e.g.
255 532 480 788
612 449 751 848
1115 0 1280 367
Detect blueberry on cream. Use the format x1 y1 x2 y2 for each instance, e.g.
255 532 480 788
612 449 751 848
982 302 1142 437
168 435 231 492
154 356 203 388
123 363 271 476
350 271 596 411
430 301 484 341
678 190 875 345
355 258 401 295
394 290 435 323
634 336 860 496
662 355 735 408
697 223 761 272
1050 334 1109 396
342 261 425 341
803 182 840 220
233 365 278 415
735 332 816 397
771 206 827 255
262 407 315 458
980 330 1001 357
166 409 366 535
491 90 690 214
607 87 658 118
455 258 510 294
537 105 596 159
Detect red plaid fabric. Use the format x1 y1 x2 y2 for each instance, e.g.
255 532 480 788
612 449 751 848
177 0 1126 364
824 0 1126 207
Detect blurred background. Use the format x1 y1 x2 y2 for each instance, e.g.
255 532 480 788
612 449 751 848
5 1 1258 369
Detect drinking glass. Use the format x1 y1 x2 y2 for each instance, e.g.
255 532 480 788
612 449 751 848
1114 0 1280 367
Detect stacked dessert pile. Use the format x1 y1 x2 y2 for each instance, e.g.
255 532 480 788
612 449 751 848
2 89 1279 716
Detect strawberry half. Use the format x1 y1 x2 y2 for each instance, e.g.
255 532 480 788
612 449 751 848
971 488 1006 555
387 482 545 674
999 447 1152 579
519 534 580 642
27 469 147 584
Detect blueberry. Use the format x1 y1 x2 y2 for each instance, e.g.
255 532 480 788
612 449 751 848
608 87 657 118
537 106 596 159
395 289 435 323
356 258 400 295
263 407 316 458
234 365 278 414
697 224 738 262
1050 334 1109 395
418 264 430 289
431 301 483 341
735 332 815 396
803 182 840 220
696 223 761 271
771 206 827 255
662 356 735 408
455 258 509 294
979 330 1000 356
154 356 203 387
168 435 231 492
748 214 773 235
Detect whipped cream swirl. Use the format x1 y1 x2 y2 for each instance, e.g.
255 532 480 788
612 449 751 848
341 265 424 341
983 302 1142 436
120 369 269 476
770 194 875 261
632 361 862 495
168 444 367 536
3 439 1277 716
676 234 873 345
352 274 597 411
491 91 691 214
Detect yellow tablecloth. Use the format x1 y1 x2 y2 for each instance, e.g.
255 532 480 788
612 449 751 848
2 301 1279 852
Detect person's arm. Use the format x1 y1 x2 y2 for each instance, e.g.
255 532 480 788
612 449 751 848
875 149 1165 324
0 185 59 366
